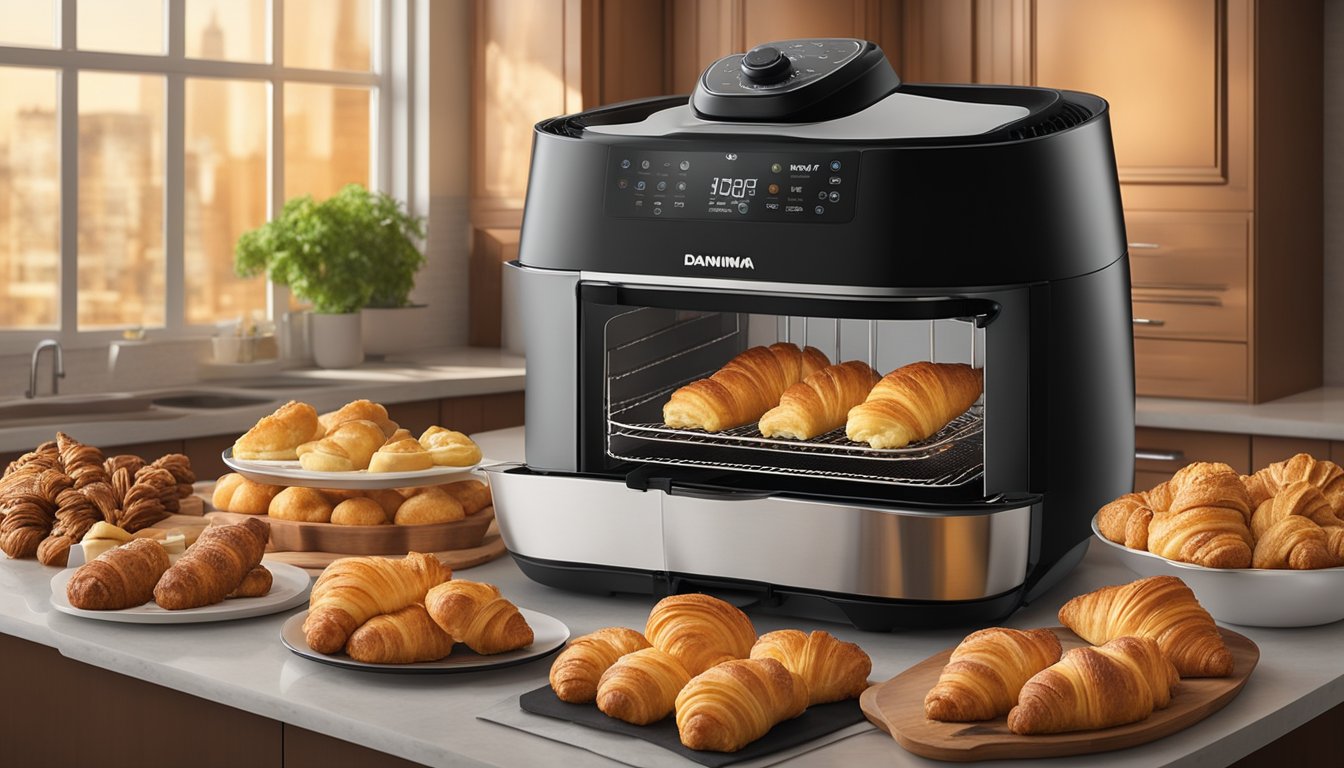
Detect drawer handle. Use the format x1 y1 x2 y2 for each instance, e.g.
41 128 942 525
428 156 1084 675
1136 449 1185 462
1129 242 1162 250
1132 317 1166 326
1132 281 1228 292
1132 294 1223 308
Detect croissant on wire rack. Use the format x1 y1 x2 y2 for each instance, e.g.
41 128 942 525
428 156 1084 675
922 627 1062 722
845 361 983 450
1146 462 1254 569
675 658 808 753
1058 575 1232 677
1007 636 1180 735
595 647 692 725
345 603 456 664
645 593 756 677
424 579 533 655
153 517 270 610
757 361 880 440
66 538 171 610
303 552 450 654
750 629 871 705
549 626 652 703
662 343 830 432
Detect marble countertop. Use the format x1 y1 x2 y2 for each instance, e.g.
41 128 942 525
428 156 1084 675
1136 388 1344 440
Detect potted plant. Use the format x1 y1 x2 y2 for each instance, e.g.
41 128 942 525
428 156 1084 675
234 184 426 368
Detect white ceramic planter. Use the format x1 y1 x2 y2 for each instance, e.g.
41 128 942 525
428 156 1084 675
361 305 429 356
310 312 364 369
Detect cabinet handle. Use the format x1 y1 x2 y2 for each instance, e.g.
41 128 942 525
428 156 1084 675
1132 317 1166 326
1129 242 1162 250
1136 449 1185 462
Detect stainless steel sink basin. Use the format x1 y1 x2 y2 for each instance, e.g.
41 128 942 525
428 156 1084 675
225 377 344 390
149 392 274 409
0 394 154 420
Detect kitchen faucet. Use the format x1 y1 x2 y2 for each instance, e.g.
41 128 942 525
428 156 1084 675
25 339 64 398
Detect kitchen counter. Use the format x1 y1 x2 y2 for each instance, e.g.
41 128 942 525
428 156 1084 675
0 427 1339 767
1136 388 1344 441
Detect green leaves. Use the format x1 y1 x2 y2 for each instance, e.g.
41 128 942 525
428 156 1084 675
234 184 427 314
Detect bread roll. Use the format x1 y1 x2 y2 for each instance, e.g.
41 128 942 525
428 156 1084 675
318 399 399 438
440 479 491 515
269 486 333 523
369 438 433 473
233 401 320 460
210 473 281 515
331 497 389 526
296 419 385 472
394 488 465 525
365 488 405 520
419 427 483 467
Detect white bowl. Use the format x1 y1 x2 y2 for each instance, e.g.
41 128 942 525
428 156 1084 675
1091 517 1344 627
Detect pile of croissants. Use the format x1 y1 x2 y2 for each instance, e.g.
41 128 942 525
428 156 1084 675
547 593 872 753
661 343 984 450
213 473 492 526
301 552 533 663
926 574 1230 734
0 433 196 566
1099 453 1344 569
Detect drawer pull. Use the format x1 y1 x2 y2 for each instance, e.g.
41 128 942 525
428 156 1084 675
1132 294 1223 308
1136 449 1185 462
1129 242 1162 250
1132 317 1166 326
1132 281 1228 293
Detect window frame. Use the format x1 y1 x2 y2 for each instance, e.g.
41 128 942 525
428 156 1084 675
0 0 395 354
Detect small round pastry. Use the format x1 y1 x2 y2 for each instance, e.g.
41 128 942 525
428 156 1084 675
365 488 405 519
382 428 413 445
394 487 465 525
320 488 365 503
331 497 389 526
318 399 399 438
233 400 320 460
440 479 492 515
211 473 281 515
419 426 483 468
368 438 434 473
295 419 385 472
268 486 333 523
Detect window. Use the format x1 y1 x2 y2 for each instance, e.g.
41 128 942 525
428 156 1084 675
0 0 386 344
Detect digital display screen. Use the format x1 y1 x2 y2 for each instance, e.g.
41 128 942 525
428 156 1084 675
710 177 758 199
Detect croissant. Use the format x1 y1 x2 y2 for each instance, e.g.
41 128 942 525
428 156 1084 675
418 427 483 467
1007 636 1179 735
758 361 880 440
296 419 385 472
1243 453 1344 513
1253 515 1334 569
1251 481 1342 538
750 629 871 705
345 603 455 664
675 658 808 753
66 538 170 610
845 362 983 449
595 647 692 725
153 517 270 610
424 579 534 655
1095 491 1156 550
663 343 830 432
1058 575 1232 677
304 552 450 654
233 401 320 461
550 626 652 703
226 565 273 598
645 594 756 677
1147 462 1253 569
922 627 1062 722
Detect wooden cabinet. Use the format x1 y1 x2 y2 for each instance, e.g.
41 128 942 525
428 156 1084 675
1133 427 1249 491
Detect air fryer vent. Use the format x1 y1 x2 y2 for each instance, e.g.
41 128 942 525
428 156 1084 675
1007 99 1092 140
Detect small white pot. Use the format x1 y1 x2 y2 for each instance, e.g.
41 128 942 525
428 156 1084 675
310 312 364 369
361 305 429 356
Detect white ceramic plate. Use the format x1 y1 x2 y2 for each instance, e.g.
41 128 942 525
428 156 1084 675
279 607 569 673
50 560 311 623
1092 516 1344 627
222 448 480 490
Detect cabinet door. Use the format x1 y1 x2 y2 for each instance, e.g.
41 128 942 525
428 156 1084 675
1134 427 1249 491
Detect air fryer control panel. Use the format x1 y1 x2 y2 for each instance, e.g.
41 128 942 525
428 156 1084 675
604 148 859 222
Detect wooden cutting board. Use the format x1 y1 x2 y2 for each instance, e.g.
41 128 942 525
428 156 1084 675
259 527 507 576
860 626 1259 762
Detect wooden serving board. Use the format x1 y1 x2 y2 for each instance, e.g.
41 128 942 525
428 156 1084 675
860 627 1259 762
260 527 507 576
205 507 495 555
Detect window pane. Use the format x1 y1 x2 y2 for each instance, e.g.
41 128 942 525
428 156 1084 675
185 79 268 326
0 0 57 47
284 0 372 71
187 0 267 63
0 68 59 330
79 73 165 330
284 83 370 201
78 0 164 55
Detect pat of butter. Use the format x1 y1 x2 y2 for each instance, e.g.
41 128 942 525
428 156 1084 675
162 532 186 559
80 538 121 562
84 521 132 542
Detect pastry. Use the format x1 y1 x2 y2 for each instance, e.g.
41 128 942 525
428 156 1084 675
1058 575 1231 677
1006 636 1180 735
424 579 533 654
1243 453 1344 513
1147 462 1254 569
153 517 270 610
419 427 483 467
662 343 830 432
268 486 334 523
845 361 983 449
66 538 170 610
758 361 880 440
383 428 413 445
645 593 755 677
331 497 389 526
226 565 273 598
368 438 434 473
304 552 450 654
675 658 808 753
296 419 386 472
210 473 281 515
346 603 455 664
1096 491 1157 550
393 487 465 525
365 488 406 519
440 479 492 515
550 627 652 703
596 647 692 725
318 399 399 438
923 627 1062 722
1250 481 1341 568
750 629 871 705
233 401 320 460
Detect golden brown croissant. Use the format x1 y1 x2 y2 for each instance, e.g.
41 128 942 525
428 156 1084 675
1147 462 1253 568
750 629 871 705
345 603 455 664
424 579 534 655
418 427 483 467
845 361 983 449
675 658 808 753
304 552 450 654
758 361 880 440
296 419 385 472
1250 481 1344 566
1253 515 1334 569
232 400 320 461
922 627 1062 722
153 517 270 610
66 538 170 610
318 399 399 438
662 343 830 432
550 626 652 703
645 594 756 677
1058 575 1232 677
1007 636 1179 735
1096 491 1157 550
1243 453 1344 513
1251 481 1342 537
595 647 692 725
226 565 273 598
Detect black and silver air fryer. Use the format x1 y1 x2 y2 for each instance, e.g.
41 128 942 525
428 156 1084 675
487 38 1133 630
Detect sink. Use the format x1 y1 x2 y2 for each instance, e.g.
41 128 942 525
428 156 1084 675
0 394 154 420
225 377 345 390
149 392 274 410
